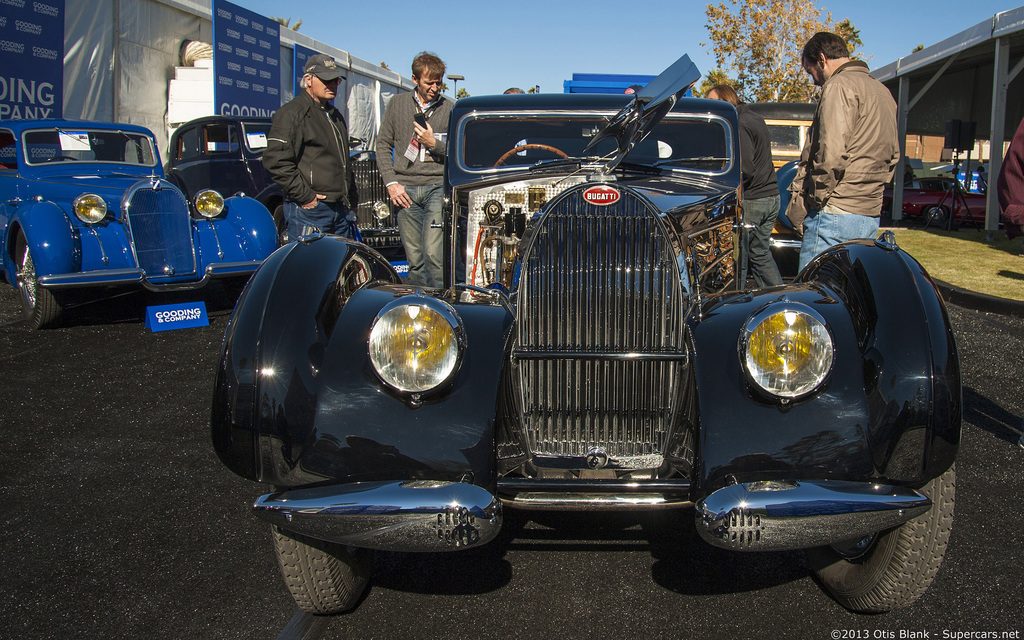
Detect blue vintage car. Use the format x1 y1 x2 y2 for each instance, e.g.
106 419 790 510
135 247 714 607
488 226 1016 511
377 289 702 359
0 119 278 328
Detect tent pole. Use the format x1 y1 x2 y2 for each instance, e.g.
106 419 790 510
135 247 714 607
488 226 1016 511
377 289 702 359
986 37 1009 237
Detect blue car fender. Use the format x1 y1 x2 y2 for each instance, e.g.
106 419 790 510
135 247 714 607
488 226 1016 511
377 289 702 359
222 195 277 258
9 202 78 277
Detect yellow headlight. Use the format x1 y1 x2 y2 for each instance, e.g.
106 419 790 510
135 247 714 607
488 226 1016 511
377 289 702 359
368 300 463 394
742 306 833 399
72 194 107 224
194 189 225 218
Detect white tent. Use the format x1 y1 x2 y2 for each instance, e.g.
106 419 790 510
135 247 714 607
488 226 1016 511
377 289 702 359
62 0 413 154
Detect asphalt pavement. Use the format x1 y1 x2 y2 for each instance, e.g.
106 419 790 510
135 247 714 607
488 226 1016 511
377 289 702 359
1 284 1022 640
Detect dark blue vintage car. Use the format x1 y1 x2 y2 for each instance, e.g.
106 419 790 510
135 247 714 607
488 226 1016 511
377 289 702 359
165 115 404 259
0 119 278 328
212 56 960 615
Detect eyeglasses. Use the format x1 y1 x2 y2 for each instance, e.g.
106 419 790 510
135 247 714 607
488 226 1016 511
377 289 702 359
318 77 341 86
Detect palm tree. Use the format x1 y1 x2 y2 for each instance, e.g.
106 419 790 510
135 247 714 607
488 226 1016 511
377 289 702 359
270 17 302 32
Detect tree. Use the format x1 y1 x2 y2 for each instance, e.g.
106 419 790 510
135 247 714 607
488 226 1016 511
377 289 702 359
695 69 739 97
527 85 541 94
379 61 391 71
270 17 302 32
703 0 863 102
912 44 925 53
456 88 470 99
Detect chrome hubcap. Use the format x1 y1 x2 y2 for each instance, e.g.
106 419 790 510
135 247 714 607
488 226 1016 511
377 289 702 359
17 247 38 308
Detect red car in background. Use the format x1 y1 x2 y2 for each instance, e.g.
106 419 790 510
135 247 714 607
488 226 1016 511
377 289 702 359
883 177 988 226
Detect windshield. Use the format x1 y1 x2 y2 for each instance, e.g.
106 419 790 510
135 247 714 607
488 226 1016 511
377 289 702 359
458 112 731 174
241 122 271 152
23 128 158 166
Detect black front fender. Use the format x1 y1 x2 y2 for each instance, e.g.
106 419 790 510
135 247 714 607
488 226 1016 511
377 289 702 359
212 236 514 489
691 238 960 493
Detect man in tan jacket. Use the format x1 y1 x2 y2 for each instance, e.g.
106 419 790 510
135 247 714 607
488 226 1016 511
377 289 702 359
787 32 900 271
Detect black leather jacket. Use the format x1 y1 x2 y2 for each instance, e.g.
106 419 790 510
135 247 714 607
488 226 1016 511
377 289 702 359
263 91 358 207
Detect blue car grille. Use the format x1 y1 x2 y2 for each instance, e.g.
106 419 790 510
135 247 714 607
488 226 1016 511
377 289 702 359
516 186 687 461
124 187 196 279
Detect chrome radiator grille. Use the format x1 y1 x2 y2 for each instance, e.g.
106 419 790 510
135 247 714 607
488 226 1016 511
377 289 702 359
124 186 195 278
351 156 391 227
516 187 686 460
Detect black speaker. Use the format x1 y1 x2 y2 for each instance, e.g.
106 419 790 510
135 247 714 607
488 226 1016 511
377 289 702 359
944 120 976 152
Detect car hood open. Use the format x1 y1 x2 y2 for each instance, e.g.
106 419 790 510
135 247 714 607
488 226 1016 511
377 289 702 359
583 54 701 173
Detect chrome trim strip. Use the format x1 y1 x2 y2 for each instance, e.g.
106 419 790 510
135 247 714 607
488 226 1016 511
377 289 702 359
253 481 502 552
505 492 691 510
88 227 110 265
512 350 688 361
36 261 260 290
769 237 802 249
38 269 145 288
695 480 932 552
497 478 690 494
208 219 225 260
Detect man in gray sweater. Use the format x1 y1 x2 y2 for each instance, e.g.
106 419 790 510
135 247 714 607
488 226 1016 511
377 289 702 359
376 52 454 288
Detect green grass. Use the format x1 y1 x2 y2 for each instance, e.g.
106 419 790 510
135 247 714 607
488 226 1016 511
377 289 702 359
888 227 1024 301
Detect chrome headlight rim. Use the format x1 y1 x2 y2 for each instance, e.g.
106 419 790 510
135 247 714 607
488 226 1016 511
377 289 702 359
371 200 392 221
72 193 108 224
367 295 467 399
738 302 835 401
194 189 225 219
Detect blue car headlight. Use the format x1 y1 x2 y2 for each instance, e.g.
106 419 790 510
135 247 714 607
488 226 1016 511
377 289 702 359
72 194 108 224
194 189 225 218
368 297 465 395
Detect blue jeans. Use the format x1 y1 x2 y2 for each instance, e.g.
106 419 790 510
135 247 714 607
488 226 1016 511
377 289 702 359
798 209 879 272
398 184 445 288
741 194 783 288
284 200 357 241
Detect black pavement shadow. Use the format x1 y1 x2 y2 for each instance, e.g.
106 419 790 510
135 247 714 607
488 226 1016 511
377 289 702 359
373 545 513 596
52 282 241 328
963 386 1023 445
644 509 807 595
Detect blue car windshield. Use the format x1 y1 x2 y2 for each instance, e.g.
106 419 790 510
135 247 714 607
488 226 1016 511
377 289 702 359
23 128 158 166
459 112 731 175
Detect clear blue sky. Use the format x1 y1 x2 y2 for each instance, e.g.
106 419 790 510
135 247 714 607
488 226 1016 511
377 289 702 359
240 0 1022 96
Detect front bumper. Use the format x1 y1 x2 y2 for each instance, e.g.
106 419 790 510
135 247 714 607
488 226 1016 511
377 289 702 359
37 261 262 291
254 480 502 552
695 480 932 551
254 478 931 554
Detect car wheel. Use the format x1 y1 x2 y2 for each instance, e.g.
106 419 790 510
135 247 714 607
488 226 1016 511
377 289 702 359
923 205 949 227
14 233 62 329
272 204 289 244
806 465 955 613
271 525 371 615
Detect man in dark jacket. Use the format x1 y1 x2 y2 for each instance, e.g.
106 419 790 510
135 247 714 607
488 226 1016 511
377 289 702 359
707 84 782 288
263 54 358 240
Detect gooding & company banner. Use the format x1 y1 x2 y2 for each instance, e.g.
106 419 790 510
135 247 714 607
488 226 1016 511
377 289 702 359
0 0 64 119
292 43 319 98
212 0 280 118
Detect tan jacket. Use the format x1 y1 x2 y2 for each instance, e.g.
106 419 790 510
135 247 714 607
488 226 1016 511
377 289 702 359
788 61 899 229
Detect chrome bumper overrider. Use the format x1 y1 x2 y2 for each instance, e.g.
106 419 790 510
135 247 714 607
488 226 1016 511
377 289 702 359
695 480 932 551
253 480 502 552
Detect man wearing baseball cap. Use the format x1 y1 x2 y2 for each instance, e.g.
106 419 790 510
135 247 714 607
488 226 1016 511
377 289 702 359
264 53 358 241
